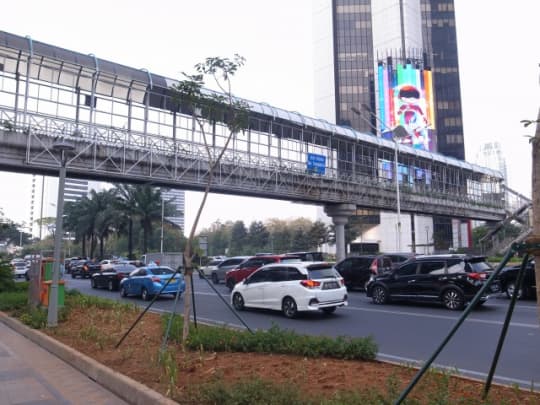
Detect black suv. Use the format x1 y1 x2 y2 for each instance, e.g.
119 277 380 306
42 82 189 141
335 255 393 290
498 259 536 299
366 254 500 310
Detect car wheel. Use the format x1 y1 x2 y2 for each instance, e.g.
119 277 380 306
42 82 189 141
108 280 114 291
232 292 245 310
91 278 97 289
372 285 389 305
226 278 236 291
120 286 128 298
71 273 76 279
506 281 523 299
198 271 204 279
24 271 30 281
442 288 465 310
322 306 336 314
211 273 219 284
282 297 298 318
141 287 151 301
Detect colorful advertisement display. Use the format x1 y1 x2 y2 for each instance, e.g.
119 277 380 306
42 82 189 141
376 60 436 152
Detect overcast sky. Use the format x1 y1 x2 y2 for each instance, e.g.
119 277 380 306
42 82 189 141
0 0 539 234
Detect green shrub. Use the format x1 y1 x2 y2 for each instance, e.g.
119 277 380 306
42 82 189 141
0 291 28 311
189 377 307 405
65 292 135 312
0 260 15 292
162 316 377 361
19 307 48 329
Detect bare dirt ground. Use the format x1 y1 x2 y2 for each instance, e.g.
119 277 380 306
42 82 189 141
41 306 540 404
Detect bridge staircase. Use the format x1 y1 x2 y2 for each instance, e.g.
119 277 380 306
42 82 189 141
479 186 531 256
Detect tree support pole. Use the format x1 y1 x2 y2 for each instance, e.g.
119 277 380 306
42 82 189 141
394 245 517 404
483 253 530 398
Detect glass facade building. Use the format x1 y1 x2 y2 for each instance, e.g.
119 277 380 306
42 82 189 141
314 0 467 251
315 0 464 159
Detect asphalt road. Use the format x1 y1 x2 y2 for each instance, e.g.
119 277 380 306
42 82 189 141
65 274 540 390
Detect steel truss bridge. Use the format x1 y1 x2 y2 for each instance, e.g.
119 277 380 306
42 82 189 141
0 31 509 221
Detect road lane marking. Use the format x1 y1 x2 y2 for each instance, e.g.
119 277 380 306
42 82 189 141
343 306 539 329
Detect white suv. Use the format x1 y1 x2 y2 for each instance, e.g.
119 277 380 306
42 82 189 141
231 262 348 318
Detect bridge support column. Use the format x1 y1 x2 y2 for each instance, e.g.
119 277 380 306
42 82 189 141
324 203 356 262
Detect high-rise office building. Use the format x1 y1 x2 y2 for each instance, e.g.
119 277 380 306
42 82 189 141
314 0 465 252
161 188 186 231
314 0 464 158
475 142 507 184
64 178 89 203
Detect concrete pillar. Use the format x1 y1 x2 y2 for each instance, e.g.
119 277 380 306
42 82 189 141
324 203 356 262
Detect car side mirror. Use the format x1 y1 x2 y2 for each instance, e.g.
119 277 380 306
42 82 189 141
243 279 248 285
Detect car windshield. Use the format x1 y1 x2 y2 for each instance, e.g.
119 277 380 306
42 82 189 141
280 257 302 263
114 264 136 272
220 258 245 267
307 264 337 279
14 262 26 267
149 267 174 275
208 260 222 266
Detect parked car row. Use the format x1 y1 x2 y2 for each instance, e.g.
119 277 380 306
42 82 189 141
86 262 186 301
223 252 536 319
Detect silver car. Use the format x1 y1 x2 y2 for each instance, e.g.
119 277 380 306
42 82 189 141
210 256 249 284
199 259 225 278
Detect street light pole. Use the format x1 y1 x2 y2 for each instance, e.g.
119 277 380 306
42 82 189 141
47 140 74 328
391 125 409 252
394 139 402 251
160 197 164 253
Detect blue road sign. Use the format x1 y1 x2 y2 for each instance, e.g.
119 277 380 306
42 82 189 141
307 153 326 175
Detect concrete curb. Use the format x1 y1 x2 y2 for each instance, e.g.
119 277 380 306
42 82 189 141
0 312 177 405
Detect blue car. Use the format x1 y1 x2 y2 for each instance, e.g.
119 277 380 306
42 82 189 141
119 266 185 301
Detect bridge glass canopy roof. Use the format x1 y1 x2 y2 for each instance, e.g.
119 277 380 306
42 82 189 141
0 30 501 181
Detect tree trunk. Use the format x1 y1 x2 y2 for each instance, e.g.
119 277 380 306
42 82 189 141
99 235 104 260
27 258 41 308
90 235 97 260
128 218 133 259
142 222 149 254
182 244 193 342
530 108 540 325
82 235 86 258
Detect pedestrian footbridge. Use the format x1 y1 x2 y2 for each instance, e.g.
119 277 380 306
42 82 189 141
0 30 507 224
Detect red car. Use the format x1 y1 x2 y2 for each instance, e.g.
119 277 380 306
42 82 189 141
225 255 301 290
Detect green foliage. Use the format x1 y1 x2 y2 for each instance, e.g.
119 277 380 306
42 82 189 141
171 55 250 135
191 378 306 405
65 291 136 312
0 291 27 311
19 307 48 329
199 217 331 255
0 260 15 292
229 220 248 255
162 317 377 361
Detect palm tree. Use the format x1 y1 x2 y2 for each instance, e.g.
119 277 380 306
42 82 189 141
114 184 138 259
64 198 94 257
132 185 167 254
93 190 118 259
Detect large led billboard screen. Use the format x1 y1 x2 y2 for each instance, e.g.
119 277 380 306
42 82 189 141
376 59 436 152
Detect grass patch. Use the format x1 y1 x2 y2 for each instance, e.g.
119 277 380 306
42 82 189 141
186 377 307 405
0 290 28 311
161 315 377 361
